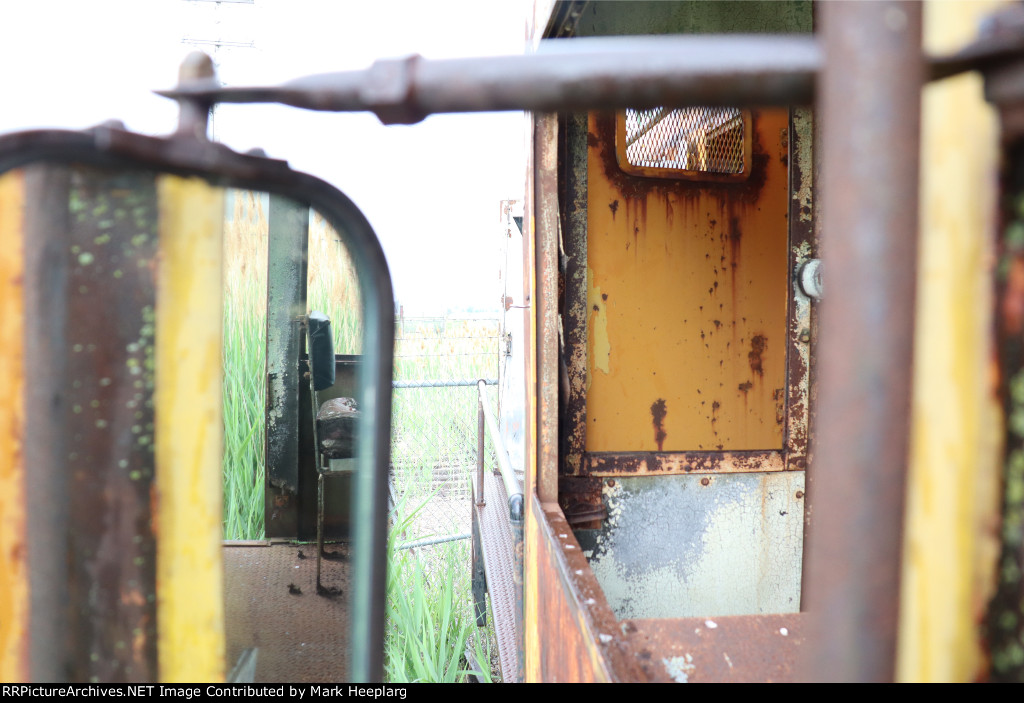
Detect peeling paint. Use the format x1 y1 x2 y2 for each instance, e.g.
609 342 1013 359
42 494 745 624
663 654 695 683
586 473 803 619
791 108 814 222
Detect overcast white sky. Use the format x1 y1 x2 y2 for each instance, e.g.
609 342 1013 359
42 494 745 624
0 0 529 314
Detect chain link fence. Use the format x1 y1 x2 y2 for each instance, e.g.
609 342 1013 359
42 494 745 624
388 316 500 551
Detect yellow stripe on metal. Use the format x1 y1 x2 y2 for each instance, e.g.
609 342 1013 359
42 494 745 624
0 169 28 683
898 0 1006 683
155 175 226 683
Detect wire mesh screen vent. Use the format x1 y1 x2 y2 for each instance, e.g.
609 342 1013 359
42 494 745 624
624 107 745 175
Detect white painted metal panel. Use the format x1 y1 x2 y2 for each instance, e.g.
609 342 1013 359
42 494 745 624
583 472 804 619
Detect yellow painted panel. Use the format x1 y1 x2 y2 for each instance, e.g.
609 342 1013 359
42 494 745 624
898 0 1005 683
0 169 28 682
155 175 225 683
586 110 790 452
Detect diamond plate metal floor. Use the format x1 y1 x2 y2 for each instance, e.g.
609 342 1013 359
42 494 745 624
223 542 350 683
475 470 520 682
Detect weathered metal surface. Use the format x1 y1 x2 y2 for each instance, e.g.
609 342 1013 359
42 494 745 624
784 107 815 475
473 471 520 683
22 164 160 682
622 614 803 683
0 168 28 682
525 497 617 682
584 450 784 476
155 174 226 683
580 473 803 619
562 113 590 477
585 109 791 452
161 35 821 124
558 476 607 527
806 0 923 683
535 114 561 503
223 542 349 683
264 193 308 536
898 0 1003 683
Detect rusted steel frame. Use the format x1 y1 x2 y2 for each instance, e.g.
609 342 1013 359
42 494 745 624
22 164 159 682
0 127 396 683
784 108 815 474
264 194 308 537
561 113 589 477
535 114 561 504
557 476 606 527
161 35 820 124
530 496 619 682
805 1 923 683
622 614 803 683
584 450 785 476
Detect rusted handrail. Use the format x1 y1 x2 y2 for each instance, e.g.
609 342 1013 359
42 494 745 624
476 380 524 522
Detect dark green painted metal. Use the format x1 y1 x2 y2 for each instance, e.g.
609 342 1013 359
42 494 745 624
264 193 308 537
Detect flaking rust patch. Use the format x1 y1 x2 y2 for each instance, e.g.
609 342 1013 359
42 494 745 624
791 108 814 222
587 267 611 382
663 654 695 683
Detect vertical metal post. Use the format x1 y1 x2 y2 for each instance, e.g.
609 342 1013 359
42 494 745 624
264 194 308 537
477 380 486 506
807 0 923 682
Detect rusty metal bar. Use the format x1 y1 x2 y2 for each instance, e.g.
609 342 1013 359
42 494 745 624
161 35 820 123
477 384 486 507
393 378 496 388
805 0 923 683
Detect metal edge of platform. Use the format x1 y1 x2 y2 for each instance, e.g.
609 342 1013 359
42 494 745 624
474 470 520 682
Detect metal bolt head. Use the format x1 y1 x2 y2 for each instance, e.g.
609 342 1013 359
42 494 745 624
798 258 823 300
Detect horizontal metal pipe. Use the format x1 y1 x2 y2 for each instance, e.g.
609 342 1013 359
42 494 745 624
392 378 497 389
396 533 471 550
477 380 522 517
161 35 820 123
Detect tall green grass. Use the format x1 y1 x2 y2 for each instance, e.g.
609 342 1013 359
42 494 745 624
222 191 269 540
386 493 492 683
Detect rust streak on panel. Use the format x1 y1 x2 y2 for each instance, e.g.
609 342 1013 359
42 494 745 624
585 450 785 476
585 110 790 452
